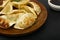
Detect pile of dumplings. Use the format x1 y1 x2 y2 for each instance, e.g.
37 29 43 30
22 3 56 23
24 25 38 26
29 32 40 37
0 0 41 29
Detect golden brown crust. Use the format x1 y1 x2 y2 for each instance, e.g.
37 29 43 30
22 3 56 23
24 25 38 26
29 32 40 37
0 18 9 29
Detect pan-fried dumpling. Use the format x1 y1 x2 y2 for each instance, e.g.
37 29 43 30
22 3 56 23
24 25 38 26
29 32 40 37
0 10 22 26
20 6 37 18
0 10 27 29
1 2 13 14
10 0 30 8
27 2 41 15
14 13 37 29
0 0 9 10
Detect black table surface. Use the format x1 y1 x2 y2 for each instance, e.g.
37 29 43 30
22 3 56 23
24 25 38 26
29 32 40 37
0 0 60 40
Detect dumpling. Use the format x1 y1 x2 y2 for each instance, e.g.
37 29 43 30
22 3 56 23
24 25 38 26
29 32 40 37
14 13 37 29
27 2 41 15
10 0 30 8
1 2 13 15
0 0 9 10
20 6 37 18
0 10 22 26
0 10 27 29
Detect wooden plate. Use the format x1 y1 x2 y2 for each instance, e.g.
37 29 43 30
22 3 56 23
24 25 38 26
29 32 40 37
0 0 47 36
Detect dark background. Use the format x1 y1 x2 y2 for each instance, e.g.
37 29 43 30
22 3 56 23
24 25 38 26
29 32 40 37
0 0 60 40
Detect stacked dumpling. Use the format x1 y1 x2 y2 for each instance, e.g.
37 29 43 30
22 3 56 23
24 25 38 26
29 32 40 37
0 0 41 29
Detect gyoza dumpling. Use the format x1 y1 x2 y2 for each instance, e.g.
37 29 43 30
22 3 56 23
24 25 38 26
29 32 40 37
27 2 41 15
0 0 9 10
1 2 13 14
0 10 27 29
14 13 37 29
1 10 22 26
20 6 37 18
10 0 30 8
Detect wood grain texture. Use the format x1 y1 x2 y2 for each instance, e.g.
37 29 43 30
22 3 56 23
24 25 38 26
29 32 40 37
0 0 47 36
